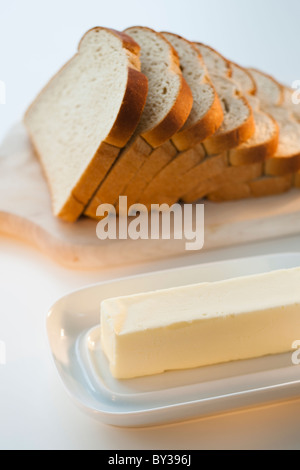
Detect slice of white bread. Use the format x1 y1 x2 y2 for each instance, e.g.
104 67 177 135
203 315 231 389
249 69 283 106
138 46 255 208
196 43 232 79
113 32 224 214
194 44 255 155
84 27 193 219
24 27 148 222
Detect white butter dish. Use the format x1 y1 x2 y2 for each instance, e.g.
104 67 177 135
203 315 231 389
46 253 300 427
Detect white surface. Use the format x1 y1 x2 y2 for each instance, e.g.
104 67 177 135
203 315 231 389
47 254 300 427
2 234 300 449
0 0 300 143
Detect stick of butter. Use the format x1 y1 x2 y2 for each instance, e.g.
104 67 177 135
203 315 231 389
100 267 300 379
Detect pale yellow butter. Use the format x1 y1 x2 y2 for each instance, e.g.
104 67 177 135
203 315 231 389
100 267 300 379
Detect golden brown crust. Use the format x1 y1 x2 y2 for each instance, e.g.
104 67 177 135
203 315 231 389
25 129 120 223
141 75 193 148
105 67 148 147
250 175 293 197
182 162 263 203
112 33 225 210
208 174 294 202
180 153 229 203
84 136 152 219
203 97 256 155
229 116 279 166
207 182 252 202
264 153 300 176
55 142 120 222
139 143 206 207
294 172 300 188
116 141 178 213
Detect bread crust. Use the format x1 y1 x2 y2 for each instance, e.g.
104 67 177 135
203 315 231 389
138 143 206 207
208 174 294 201
250 174 293 197
183 161 263 203
105 67 148 147
116 141 178 213
264 152 300 176
85 136 152 219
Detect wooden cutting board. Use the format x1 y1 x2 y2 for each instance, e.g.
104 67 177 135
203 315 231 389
1 123 300 270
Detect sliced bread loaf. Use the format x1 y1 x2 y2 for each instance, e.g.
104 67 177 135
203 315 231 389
138 46 256 208
113 32 224 214
84 27 193 219
24 27 148 222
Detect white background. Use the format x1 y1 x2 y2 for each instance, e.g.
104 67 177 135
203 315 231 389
1 0 300 450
